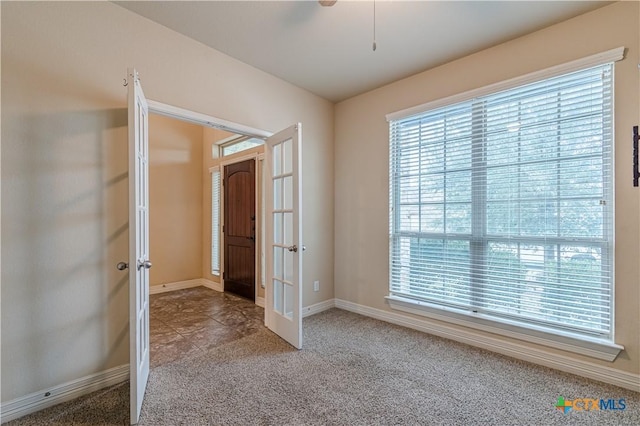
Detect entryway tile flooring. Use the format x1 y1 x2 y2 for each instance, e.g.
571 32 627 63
150 286 265 368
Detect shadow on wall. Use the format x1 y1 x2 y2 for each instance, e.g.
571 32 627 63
1 106 131 396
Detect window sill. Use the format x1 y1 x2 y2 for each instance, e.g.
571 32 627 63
385 295 623 362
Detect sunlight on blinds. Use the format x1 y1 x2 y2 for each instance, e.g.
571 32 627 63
389 64 614 337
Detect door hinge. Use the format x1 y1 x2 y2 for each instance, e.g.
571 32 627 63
223 271 226 280
222 225 225 233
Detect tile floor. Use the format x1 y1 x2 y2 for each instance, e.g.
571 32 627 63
149 286 265 368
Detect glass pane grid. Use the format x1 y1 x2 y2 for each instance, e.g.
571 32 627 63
222 137 263 156
389 63 613 338
271 138 296 316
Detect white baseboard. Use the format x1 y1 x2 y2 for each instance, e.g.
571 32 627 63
149 278 223 294
334 298 640 392
256 296 265 308
0 364 129 424
303 298 336 318
200 278 223 292
149 278 203 294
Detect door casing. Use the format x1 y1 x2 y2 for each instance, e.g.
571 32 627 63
217 151 266 305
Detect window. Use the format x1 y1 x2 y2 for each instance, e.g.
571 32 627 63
222 137 263 156
389 63 614 341
211 168 221 275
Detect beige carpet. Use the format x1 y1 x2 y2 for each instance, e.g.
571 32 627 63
6 309 639 425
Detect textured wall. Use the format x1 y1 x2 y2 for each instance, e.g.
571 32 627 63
335 1 639 375
1 1 334 401
149 115 203 287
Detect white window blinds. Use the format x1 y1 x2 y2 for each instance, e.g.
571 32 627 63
389 63 614 338
211 169 221 275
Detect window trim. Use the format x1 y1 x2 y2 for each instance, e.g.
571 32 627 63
221 135 265 157
386 47 625 361
386 47 624 122
386 295 623 361
210 167 221 276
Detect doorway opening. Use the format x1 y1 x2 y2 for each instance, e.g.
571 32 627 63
147 100 269 296
128 73 303 424
146 101 270 368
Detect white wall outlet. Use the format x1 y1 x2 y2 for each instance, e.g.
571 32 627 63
313 280 320 292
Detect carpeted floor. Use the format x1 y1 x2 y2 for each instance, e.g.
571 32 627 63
6 309 639 425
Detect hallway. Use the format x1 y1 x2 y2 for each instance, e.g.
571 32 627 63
150 287 265 368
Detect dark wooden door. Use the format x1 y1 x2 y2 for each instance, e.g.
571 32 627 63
224 159 256 301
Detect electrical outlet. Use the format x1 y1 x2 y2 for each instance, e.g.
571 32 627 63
313 280 320 292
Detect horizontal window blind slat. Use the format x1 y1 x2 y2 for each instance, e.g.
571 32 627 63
389 63 613 338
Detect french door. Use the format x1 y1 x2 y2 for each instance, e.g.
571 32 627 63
127 68 151 425
264 124 303 349
126 72 303 426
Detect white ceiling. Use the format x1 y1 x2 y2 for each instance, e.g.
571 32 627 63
115 1 610 103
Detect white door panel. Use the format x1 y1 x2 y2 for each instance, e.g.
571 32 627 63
127 68 150 425
265 124 302 349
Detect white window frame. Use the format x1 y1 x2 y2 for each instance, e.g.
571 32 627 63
221 135 265 157
211 166 221 276
386 47 625 361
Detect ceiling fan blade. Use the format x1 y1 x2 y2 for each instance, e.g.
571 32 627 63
319 1 337 7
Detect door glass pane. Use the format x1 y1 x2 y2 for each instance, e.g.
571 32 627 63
273 247 283 280
273 143 282 176
284 249 293 283
274 279 283 314
138 210 144 260
273 177 282 210
137 106 144 154
138 157 144 203
284 282 293 319
283 176 292 210
273 213 282 244
283 138 292 174
283 212 292 246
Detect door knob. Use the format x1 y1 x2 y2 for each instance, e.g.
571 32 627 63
137 260 152 270
287 245 298 253
116 262 128 271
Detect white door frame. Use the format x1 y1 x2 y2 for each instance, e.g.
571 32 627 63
147 100 271 139
264 124 303 349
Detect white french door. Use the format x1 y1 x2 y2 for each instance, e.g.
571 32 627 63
265 124 303 349
127 68 151 425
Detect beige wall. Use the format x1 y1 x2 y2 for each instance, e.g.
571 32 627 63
149 115 203 287
335 1 639 375
1 1 334 402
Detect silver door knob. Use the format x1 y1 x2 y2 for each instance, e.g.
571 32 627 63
137 260 152 270
287 245 298 253
116 262 128 271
